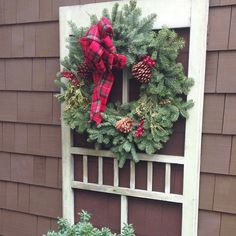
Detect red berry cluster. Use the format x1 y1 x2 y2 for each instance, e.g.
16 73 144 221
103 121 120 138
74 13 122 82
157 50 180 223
143 56 155 67
61 70 80 86
135 119 145 138
62 71 74 78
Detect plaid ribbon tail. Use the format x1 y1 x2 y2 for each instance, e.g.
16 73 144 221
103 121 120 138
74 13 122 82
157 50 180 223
79 17 126 124
90 72 114 124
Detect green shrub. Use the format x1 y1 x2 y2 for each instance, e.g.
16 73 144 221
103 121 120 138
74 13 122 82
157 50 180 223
45 210 135 236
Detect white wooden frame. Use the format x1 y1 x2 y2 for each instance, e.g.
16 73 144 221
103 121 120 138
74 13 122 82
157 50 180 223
60 0 209 235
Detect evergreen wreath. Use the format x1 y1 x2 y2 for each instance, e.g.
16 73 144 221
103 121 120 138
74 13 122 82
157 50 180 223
55 0 194 168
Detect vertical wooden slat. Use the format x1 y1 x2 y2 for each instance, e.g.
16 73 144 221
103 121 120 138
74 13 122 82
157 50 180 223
182 1 209 235
147 162 153 191
98 157 103 185
114 159 119 187
122 68 129 103
130 161 135 189
120 195 128 230
61 120 74 223
119 68 129 231
83 155 88 183
60 7 74 223
165 164 171 194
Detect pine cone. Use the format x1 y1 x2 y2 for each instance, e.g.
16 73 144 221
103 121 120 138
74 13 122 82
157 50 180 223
132 61 152 83
77 63 91 80
115 117 133 133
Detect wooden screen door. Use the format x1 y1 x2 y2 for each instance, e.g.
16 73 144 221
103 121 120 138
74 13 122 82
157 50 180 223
60 0 209 235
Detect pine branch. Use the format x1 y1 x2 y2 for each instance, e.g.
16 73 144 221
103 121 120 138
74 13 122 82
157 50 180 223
102 8 110 19
90 14 98 25
111 3 119 23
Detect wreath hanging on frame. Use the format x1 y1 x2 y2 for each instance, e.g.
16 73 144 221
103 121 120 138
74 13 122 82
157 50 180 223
55 0 194 168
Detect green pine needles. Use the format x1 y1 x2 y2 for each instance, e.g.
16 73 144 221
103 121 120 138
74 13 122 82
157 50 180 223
45 210 135 236
55 0 194 168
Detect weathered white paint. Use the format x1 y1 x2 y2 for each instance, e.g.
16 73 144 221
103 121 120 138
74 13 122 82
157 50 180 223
147 162 153 191
121 63 129 232
165 164 171 194
182 0 209 235
71 147 185 164
98 157 103 185
121 195 128 228
61 111 74 223
72 181 183 203
60 8 74 224
122 68 129 104
130 161 136 189
83 155 88 183
114 159 119 187
60 0 191 30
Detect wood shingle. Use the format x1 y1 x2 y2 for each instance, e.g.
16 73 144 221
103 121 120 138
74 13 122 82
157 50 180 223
220 213 236 236
16 0 39 23
223 95 236 134
29 186 62 218
199 174 215 210
201 134 231 174
202 94 225 133
207 7 231 50
214 175 236 214
204 52 218 93
217 51 236 93
198 211 221 236
35 23 59 57
229 136 236 175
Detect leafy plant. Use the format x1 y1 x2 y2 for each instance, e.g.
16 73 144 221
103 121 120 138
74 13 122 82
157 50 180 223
45 210 135 236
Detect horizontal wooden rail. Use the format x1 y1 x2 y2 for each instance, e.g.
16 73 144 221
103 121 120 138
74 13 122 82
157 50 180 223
60 0 191 30
72 181 183 203
71 147 185 165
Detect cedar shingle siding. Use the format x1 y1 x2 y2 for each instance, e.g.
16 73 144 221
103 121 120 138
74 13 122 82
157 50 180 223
0 0 235 235
199 1 236 236
0 0 63 235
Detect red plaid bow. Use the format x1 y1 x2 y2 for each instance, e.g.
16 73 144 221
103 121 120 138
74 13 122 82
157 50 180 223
80 17 126 125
